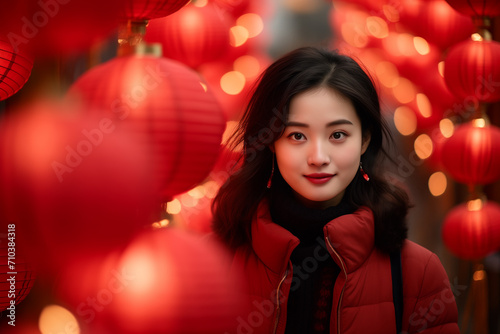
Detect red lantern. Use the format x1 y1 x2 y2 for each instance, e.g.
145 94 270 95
0 0 120 56
212 0 251 18
0 234 35 312
145 2 232 69
441 120 500 185
176 195 214 234
400 0 474 50
0 38 33 101
442 199 500 259
445 0 500 18
0 100 157 275
120 0 190 20
444 38 500 104
68 54 226 201
56 228 249 334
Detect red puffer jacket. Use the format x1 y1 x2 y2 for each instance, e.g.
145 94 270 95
229 201 459 334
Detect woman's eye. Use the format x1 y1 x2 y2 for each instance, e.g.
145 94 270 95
288 132 305 141
331 132 347 140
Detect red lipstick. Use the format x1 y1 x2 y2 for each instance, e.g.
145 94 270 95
304 173 334 184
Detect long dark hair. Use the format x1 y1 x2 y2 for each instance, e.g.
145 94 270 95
212 47 409 253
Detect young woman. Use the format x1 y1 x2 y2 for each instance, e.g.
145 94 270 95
212 47 459 334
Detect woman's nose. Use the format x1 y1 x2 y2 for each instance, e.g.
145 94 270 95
307 140 331 166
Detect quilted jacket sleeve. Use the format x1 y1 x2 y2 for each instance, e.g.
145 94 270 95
402 242 460 333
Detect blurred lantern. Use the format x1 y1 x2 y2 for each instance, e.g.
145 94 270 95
120 0 190 20
0 0 120 56
52 251 123 323
445 0 500 19
213 0 251 18
0 37 33 101
176 195 214 234
68 48 226 201
145 2 232 69
400 0 474 50
441 119 500 185
0 234 35 312
444 38 500 104
56 228 249 334
0 100 157 275
442 199 500 259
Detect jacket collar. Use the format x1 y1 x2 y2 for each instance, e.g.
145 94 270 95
251 199 300 275
251 200 375 275
323 206 375 273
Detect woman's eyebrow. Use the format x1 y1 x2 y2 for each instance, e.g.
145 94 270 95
286 119 354 127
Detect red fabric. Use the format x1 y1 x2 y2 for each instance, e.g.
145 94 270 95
229 201 459 334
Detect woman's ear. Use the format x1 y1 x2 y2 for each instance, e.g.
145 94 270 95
269 144 275 153
361 133 371 154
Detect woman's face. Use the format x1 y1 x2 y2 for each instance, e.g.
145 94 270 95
273 87 369 208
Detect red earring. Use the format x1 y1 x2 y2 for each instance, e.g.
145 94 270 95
359 162 370 181
267 155 275 189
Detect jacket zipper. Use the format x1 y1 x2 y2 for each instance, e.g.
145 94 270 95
272 268 289 334
326 236 347 334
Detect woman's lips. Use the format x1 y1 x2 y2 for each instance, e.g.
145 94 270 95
304 173 334 184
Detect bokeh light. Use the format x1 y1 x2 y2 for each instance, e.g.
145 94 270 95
220 71 246 95
234 55 262 79
394 106 417 136
416 93 432 118
393 78 416 104
439 118 454 138
166 199 182 215
414 133 433 160
39 305 80 334
236 13 264 38
230 26 249 47
428 171 447 196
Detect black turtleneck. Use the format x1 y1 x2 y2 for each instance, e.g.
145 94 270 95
269 175 356 333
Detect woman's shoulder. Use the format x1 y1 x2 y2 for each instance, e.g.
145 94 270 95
401 239 434 262
399 242 459 332
400 240 453 298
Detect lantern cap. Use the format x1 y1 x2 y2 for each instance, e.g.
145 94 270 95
472 17 492 41
472 29 492 42
117 20 163 57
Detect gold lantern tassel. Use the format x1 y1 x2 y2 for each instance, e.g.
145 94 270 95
461 263 489 334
